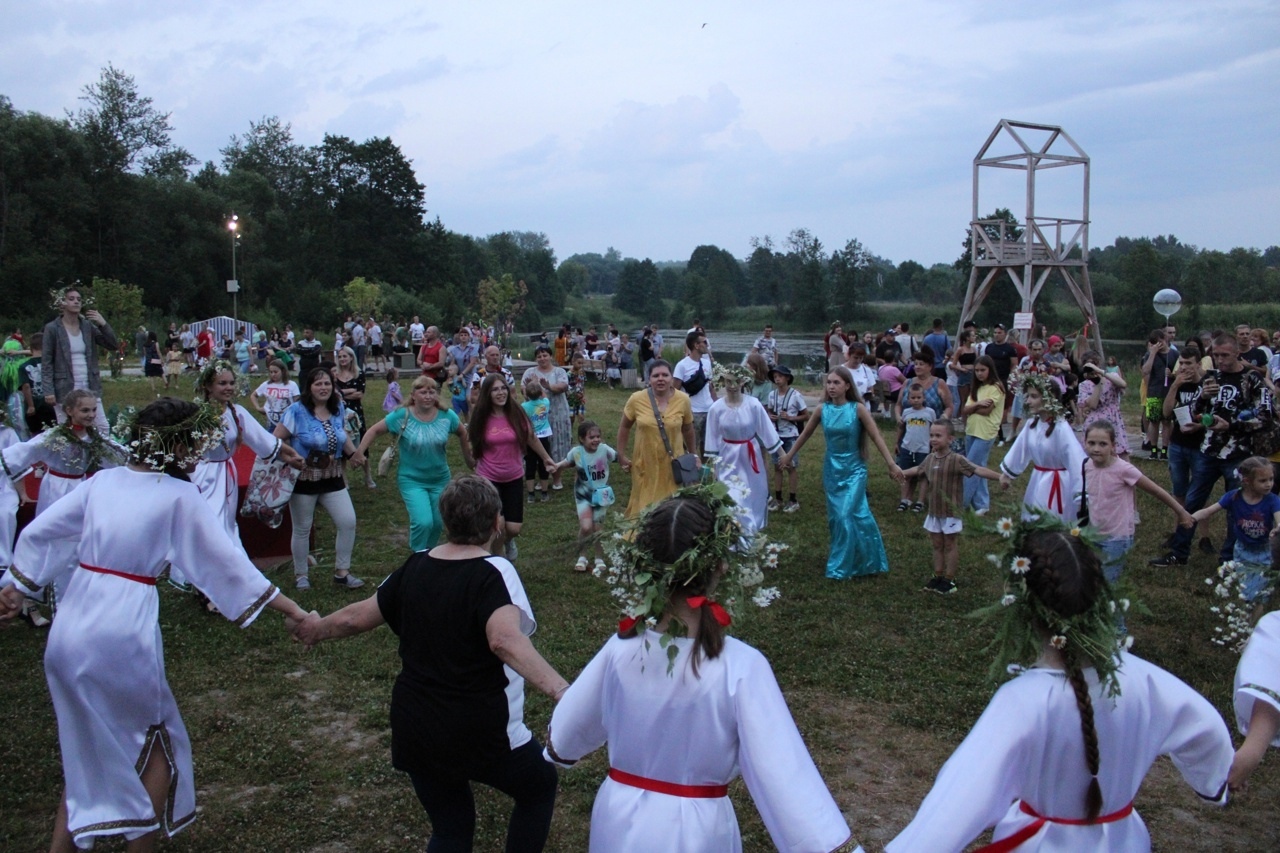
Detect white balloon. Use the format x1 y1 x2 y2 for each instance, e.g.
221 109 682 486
1153 288 1182 319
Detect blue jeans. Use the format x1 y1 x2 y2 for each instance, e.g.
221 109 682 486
1168 452 1240 561
1099 535 1134 583
407 738 557 852
963 435 994 511
1167 442 1195 500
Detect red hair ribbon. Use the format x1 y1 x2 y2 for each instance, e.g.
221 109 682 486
686 595 731 626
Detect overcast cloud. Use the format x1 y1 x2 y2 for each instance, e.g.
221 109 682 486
3 0 1277 265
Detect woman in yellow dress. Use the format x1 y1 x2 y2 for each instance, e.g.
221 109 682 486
616 360 696 517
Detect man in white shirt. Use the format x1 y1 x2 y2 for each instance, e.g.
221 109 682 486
368 320 385 372
673 330 716 455
348 319 366 371
409 316 425 347
751 324 779 367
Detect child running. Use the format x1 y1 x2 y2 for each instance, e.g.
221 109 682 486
889 518 1233 851
552 421 618 572
900 421 1001 594
894 383 936 513
521 375 553 503
1189 456 1280 608
1229 595 1280 790
765 364 807 512
1081 420 1192 581
382 366 403 412
567 354 588 429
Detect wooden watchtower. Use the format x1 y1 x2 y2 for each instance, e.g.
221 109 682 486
958 119 1103 353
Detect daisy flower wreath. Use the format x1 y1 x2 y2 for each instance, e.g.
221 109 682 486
972 512 1141 697
596 480 786 673
112 400 226 473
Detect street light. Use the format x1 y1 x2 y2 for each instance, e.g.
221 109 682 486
227 214 240 327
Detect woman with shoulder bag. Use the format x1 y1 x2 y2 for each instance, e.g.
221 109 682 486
616 360 697 518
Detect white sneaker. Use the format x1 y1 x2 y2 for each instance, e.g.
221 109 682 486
767 497 781 512
783 501 800 513
974 508 989 517
574 557 589 572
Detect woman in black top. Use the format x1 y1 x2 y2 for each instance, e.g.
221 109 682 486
293 475 569 852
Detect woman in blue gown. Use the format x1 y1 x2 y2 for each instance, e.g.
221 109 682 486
780 366 904 578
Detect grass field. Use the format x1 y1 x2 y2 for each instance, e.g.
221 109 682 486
1 373 1276 851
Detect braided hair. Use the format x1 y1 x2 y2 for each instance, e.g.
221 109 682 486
1022 529 1105 819
632 497 726 673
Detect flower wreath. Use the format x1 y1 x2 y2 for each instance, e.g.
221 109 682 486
196 358 237 397
972 512 1141 697
112 401 226 473
42 423 128 474
49 281 94 312
1007 370 1066 423
598 480 786 672
711 361 753 390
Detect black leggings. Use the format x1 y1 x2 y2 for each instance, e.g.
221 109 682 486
407 739 557 852
525 436 552 481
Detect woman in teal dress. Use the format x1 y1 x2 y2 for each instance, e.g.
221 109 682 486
357 375 474 551
780 366 904 578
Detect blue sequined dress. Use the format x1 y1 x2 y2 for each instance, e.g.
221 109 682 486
822 401 889 579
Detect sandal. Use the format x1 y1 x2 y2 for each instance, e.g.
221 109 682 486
911 501 925 513
574 557 589 572
896 500 911 512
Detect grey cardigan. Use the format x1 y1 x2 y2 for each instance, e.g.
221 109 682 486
42 315 119 403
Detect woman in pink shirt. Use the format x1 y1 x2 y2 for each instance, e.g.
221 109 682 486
467 374 556 561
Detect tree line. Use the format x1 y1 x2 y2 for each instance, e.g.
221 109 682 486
2 66 1275 338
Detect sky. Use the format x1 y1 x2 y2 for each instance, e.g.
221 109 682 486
4 0 1278 268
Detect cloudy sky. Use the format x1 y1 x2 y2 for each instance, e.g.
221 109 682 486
4 0 1278 267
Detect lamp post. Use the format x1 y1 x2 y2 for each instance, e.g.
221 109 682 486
228 214 240 327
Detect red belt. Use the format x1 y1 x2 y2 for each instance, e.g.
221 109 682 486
1033 465 1066 515
46 469 85 480
975 800 1134 852
607 768 728 798
80 563 158 586
723 438 760 473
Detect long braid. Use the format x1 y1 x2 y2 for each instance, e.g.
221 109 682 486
1023 529 1106 818
1067 665 1103 819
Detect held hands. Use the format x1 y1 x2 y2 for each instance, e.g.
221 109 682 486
286 610 324 649
348 449 367 468
619 456 632 473
278 444 305 470
999 473 1013 491
1176 508 1195 529
0 586 25 620
888 463 905 484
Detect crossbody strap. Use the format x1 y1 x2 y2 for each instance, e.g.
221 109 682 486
647 386 676 461
1079 457 1089 522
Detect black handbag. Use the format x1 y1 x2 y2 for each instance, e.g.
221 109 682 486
648 387 701 486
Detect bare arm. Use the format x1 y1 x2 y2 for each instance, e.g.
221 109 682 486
1230 701 1280 791
456 420 476 469
782 405 824 462
292 595 385 648
356 418 391 457
486 605 570 700
1136 473 1194 527
1190 502 1223 525
617 414 634 471
857 403 904 482
681 418 696 458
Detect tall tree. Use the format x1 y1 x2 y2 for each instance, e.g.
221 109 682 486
613 258 661 317
71 64 175 176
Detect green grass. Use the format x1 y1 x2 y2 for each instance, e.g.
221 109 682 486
1 375 1276 850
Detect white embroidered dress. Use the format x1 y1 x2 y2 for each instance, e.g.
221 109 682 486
704 396 782 538
999 417 1086 522
1234 611 1280 747
1 468 280 848
548 635 854 853
887 654 1232 852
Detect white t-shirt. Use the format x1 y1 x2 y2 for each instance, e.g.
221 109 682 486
369 324 383 346
848 363 878 398
409 323 425 345
766 386 807 439
67 329 89 390
254 380 300 426
674 355 714 413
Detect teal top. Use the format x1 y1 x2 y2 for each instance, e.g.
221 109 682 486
522 398 552 438
385 406 459 485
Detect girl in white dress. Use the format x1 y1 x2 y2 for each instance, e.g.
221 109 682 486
546 490 860 853
999 373 1086 522
704 363 781 539
170 362 303 593
0 398 311 853
1 389 129 612
889 518 1233 852
1229 608 1280 789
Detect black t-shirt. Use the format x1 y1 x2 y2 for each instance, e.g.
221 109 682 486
1142 349 1177 397
1167 382 1204 448
19 357 56 433
377 553 520 771
296 339 324 374
875 340 902 366
984 341 1018 381
1242 347 1268 370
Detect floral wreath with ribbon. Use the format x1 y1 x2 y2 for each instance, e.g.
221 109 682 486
598 480 786 672
971 512 1141 698
112 401 226 473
